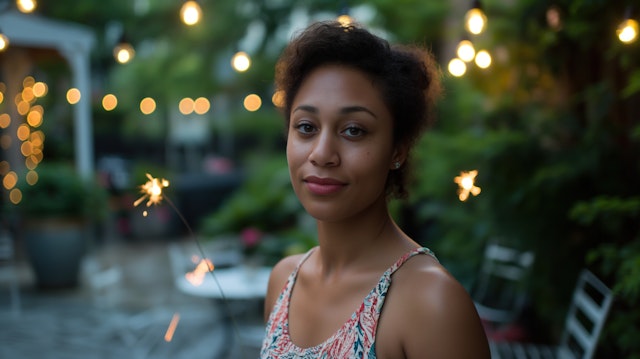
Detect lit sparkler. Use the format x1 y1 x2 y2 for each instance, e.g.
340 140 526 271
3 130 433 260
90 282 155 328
133 173 246 352
454 170 481 201
133 173 169 216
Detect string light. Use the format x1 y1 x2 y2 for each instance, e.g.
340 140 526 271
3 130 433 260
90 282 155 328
465 0 487 35
617 6 638 44
231 51 251 72
102 94 118 111
448 58 467 77
457 40 476 62
16 0 37 13
0 27 8 52
474 50 492 69
113 34 135 64
617 19 638 44
337 0 354 26
243 94 262 112
180 0 202 26
66 88 81 105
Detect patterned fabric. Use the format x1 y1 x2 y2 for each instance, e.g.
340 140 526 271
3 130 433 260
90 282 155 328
261 246 438 358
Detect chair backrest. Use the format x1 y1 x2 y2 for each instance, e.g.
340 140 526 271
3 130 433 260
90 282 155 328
473 242 535 324
557 269 613 359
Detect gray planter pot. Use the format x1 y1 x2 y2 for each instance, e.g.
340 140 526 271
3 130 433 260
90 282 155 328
24 218 87 289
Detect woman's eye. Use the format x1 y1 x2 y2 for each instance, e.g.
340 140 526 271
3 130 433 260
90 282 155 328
295 123 315 134
343 126 365 138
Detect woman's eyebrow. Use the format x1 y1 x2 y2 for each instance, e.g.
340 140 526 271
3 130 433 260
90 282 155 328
292 105 317 114
292 105 377 118
340 106 377 118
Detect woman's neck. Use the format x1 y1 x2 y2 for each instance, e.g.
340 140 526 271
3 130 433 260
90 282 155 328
313 208 413 278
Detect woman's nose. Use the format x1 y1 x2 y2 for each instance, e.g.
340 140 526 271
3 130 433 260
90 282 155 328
308 132 340 167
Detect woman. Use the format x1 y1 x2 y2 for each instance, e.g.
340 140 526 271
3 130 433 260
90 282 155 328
261 20 490 358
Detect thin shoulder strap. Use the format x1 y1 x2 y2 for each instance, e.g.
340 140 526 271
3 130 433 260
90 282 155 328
386 247 438 276
282 246 316 291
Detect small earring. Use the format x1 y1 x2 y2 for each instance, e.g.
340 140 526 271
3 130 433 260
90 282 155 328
394 161 401 169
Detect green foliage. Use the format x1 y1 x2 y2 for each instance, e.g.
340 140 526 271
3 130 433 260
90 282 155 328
198 154 299 235
403 0 640 353
198 154 314 264
17 162 108 221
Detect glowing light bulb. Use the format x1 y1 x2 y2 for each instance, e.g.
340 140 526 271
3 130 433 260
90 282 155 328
457 40 476 62
181 1 202 26
617 19 639 44
0 34 9 52
465 7 487 35
16 0 37 13
448 58 467 77
337 14 354 27
114 43 135 64
231 51 251 72
475 50 492 69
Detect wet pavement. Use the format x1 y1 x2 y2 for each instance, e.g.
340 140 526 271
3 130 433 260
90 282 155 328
0 238 265 359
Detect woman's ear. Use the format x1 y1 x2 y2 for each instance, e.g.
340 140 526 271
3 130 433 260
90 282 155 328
390 145 409 170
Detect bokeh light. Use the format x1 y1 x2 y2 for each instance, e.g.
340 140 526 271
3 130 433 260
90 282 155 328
0 34 9 52
272 90 285 108
32 82 48 97
140 97 157 115
465 8 487 35
179 97 195 115
475 50 492 69
448 58 467 77
16 0 37 13
231 51 251 72
9 189 22 205
66 88 81 105
243 94 262 112
457 40 476 62
193 97 210 114
617 19 639 44
102 94 118 111
0 113 10 129
181 1 202 26
2 171 17 190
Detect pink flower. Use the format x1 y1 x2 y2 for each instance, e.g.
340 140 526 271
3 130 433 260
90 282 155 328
240 227 262 248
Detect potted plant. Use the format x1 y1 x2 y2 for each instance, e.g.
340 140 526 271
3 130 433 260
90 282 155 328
17 162 107 289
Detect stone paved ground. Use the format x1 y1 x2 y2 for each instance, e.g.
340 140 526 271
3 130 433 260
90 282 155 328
0 239 264 359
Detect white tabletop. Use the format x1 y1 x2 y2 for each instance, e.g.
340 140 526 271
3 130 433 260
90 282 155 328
176 265 272 300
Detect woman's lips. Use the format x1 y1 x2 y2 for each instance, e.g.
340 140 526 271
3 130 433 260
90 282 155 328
304 176 346 195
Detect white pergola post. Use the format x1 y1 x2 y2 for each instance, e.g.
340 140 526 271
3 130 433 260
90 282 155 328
60 45 94 179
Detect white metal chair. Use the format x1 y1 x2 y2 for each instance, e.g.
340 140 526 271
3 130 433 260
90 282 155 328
490 269 614 359
473 242 536 326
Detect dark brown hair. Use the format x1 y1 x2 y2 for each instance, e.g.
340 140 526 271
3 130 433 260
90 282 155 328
275 20 442 198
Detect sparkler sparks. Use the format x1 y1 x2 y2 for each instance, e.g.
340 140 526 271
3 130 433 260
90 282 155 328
454 170 481 201
185 257 215 286
133 173 169 209
164 313 181 342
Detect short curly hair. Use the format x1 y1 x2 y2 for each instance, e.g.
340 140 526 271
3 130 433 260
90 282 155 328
275 20 442 199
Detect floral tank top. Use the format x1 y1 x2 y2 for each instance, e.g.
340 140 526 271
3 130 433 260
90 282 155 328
260 246 437 358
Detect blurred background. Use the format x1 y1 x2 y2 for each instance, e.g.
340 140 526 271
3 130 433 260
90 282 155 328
0 0 638 358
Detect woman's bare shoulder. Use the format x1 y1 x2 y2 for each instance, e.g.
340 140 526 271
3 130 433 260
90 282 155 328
384 254 490 358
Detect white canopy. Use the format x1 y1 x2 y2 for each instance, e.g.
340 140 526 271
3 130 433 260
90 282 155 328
0 9 95 178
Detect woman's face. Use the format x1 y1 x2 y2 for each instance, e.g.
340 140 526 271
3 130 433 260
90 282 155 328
286 64 400 222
